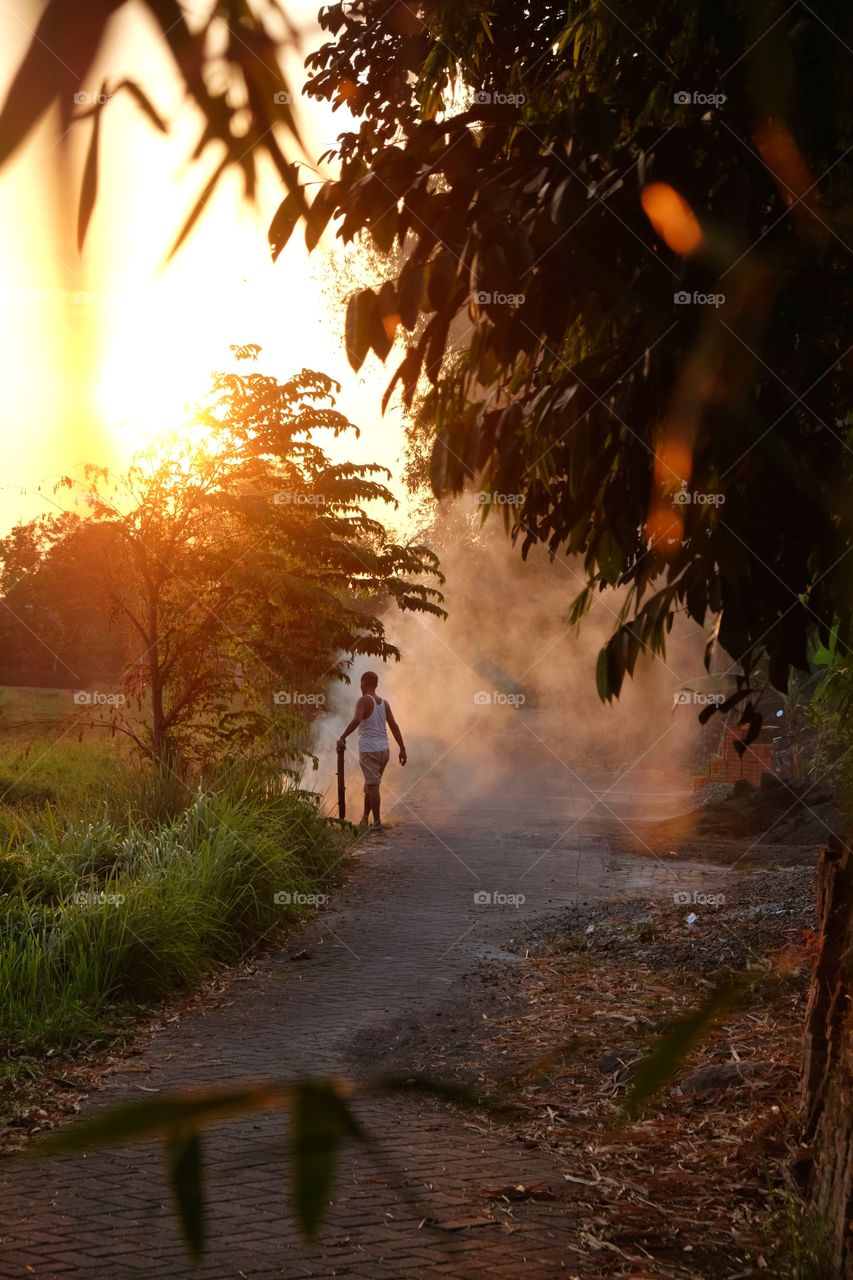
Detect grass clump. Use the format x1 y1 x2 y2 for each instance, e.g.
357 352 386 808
0 772 347 1055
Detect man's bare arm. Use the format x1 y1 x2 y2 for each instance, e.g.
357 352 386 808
385 704 407 764
337 695 373 748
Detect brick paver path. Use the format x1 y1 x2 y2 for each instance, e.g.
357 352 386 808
0 720 722 1278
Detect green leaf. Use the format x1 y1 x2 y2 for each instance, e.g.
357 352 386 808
606 630 626 700
168 156 229 261
115 79 168 133
397 265 424 330
382 347 421 413
619 975 745 1122
369 201 398 254
595 529 622 582
77 97 104 250
31 1084 283 1154
699 687 746 724
425 250 456 312
345 290 376 371
0 0 114 170
370 280 397 360
624 623 642 677
550 177 575 226
269 191 303 262
695 699 715 727
305 184 336 252
595 646 610 703
812 622 839 668
291 1081 363 1239
166 1131 205 1259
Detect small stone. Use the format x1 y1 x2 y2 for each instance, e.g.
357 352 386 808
678 1061 763 1093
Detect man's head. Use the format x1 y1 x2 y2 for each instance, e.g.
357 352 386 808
360 670 379 694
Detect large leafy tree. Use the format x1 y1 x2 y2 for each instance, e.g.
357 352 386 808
0 515 130 681
52 350 444 771
295 0 853 716
294 6 853 1260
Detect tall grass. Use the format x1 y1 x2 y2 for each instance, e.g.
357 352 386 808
0 688 142 858
0 774 347 1054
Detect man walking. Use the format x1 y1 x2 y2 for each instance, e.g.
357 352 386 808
337 671 406 832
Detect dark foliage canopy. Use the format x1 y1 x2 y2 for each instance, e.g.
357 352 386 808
292 0 853 735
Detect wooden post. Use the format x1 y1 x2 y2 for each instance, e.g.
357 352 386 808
336 741 346 821
801 835 853 1275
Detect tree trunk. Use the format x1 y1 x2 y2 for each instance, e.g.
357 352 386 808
144 578 168 766
802 835 853 1275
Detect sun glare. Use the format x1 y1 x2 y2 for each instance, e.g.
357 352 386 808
0 0 410 538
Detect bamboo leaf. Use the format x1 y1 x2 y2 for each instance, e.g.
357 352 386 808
345 290 375 371
291 1081 364 1239
167 156 229 262
304 184 336 252
31 1084 285 1154
0 0 115 170
115 79 168 133
270 190 303 262
77 96 105 250
595 646 610 703
165 1131 205 1259
398 265 424 330
619 974 745 1122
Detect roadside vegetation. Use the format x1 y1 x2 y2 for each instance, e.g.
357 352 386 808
0 687 348 1131
0 348 445 1129
0 688 136 833
0 687 360 1257
0 768 342 1055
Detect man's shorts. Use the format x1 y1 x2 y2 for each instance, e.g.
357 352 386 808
359 749 390 789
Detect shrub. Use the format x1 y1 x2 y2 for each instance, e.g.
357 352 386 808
0 775 346 1053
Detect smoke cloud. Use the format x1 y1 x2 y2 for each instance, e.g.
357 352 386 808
306 499 717 827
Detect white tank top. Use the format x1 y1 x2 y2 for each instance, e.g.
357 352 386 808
358 695 389 751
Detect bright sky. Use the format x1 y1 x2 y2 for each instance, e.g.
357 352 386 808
0 0 411 535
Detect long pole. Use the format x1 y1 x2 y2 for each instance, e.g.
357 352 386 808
336 741 346 820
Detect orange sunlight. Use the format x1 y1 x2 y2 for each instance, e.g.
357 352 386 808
0 1 410 532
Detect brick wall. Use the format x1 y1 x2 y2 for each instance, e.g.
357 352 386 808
695 724 775 789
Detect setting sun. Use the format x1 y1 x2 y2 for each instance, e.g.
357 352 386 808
0 0 405 516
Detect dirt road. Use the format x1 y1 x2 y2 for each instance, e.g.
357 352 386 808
0 719 723 1279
